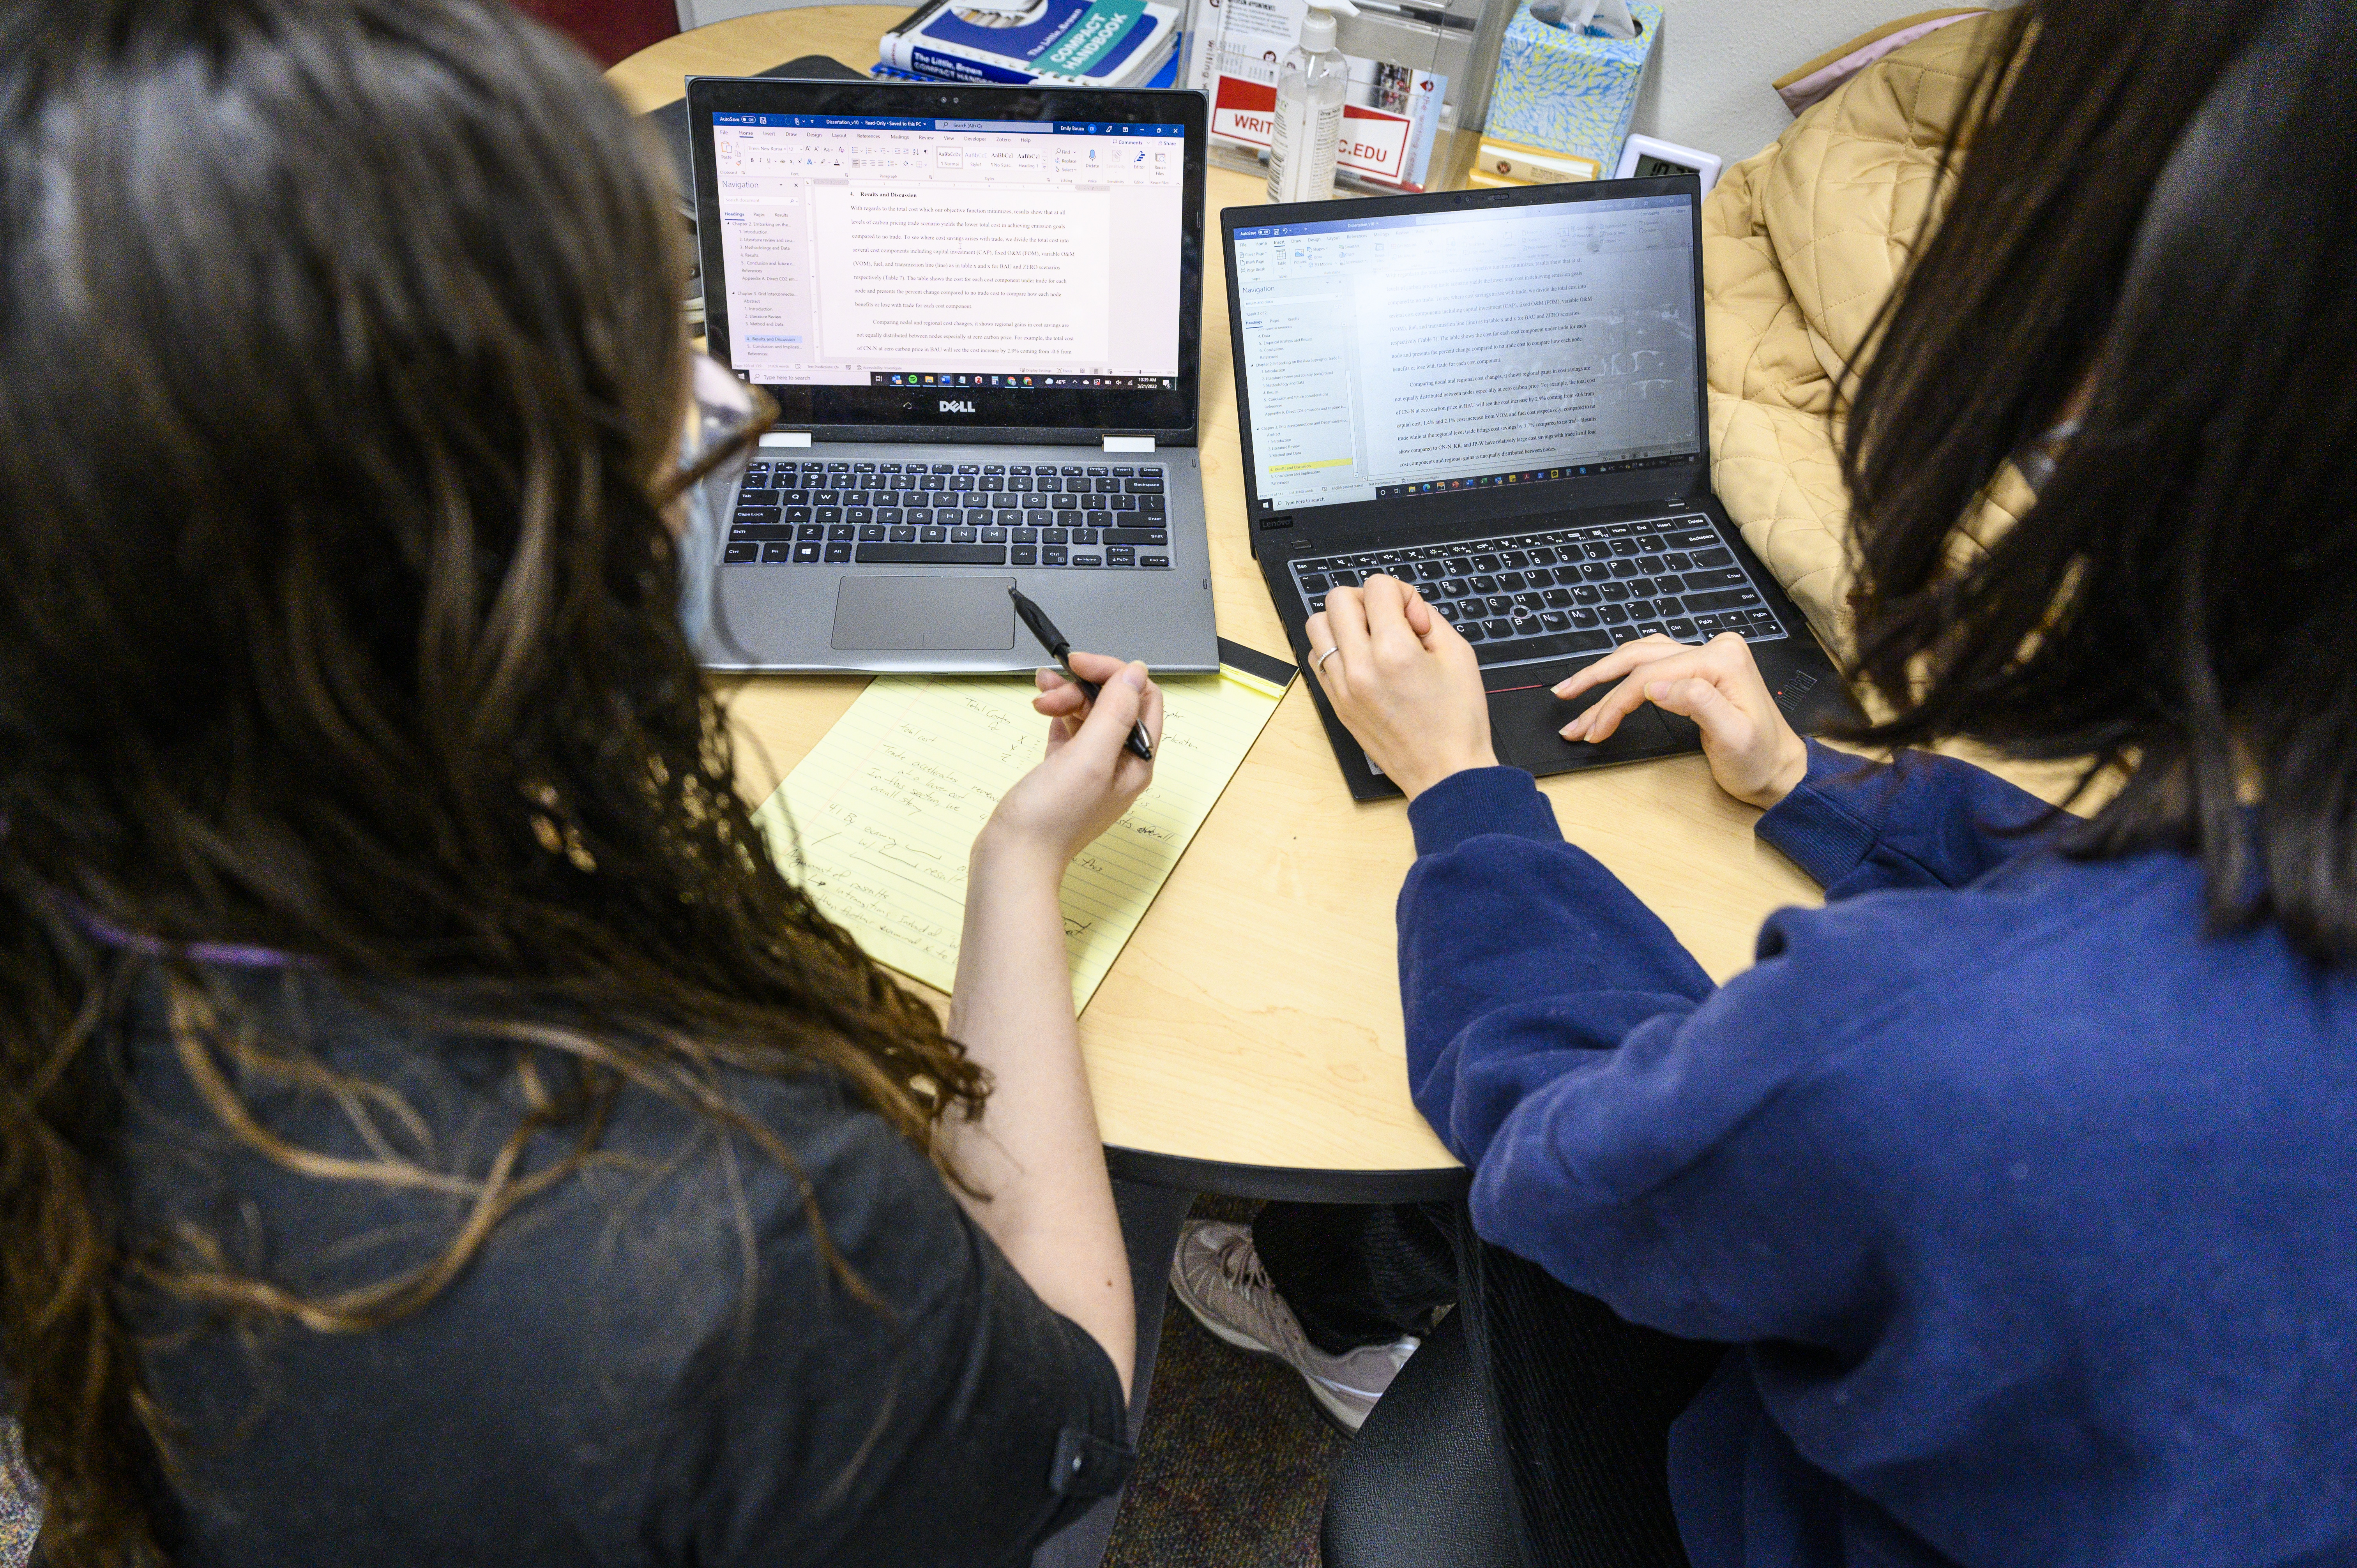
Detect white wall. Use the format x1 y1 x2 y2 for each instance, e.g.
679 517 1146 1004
673 0 2005 167
1629 1 2007 168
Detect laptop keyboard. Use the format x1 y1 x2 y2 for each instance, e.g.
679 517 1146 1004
1290 515 1786 669
720 459 1172 570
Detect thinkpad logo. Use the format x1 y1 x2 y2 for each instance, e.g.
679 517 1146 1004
940 399 976 414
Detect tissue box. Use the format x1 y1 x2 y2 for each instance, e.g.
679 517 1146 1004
1484 0 1661 170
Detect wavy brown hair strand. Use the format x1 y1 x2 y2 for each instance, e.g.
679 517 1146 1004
0 2 986 1561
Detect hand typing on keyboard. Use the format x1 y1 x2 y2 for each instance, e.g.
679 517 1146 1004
1304 575 1497 800
1553 633 1808 809
1285 517 1786 669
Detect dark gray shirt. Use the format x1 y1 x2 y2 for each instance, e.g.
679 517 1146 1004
108 968 1129 1567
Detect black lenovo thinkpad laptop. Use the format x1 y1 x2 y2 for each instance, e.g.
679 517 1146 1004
1223 176 1856 800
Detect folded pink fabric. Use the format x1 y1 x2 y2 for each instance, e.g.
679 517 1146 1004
1776 9 1985 116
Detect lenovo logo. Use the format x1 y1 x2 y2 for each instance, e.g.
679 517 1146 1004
940 399 977 414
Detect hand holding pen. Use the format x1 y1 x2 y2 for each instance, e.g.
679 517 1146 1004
978 607 1164 869
1010 587 1156 760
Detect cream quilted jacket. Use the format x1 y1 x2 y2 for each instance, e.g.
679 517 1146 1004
1704 9 2032 653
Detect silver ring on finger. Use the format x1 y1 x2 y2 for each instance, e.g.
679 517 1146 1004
1313 645 1343 673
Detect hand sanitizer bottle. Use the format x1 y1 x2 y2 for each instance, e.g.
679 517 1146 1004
1266 0 1357 203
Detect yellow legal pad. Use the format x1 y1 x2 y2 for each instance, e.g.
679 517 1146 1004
753 642 1295 1010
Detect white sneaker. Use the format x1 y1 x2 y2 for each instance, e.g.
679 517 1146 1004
1168 1219 1417 1433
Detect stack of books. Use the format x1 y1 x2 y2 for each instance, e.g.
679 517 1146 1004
877 0 1183 87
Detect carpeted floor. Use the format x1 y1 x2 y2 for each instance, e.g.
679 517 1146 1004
1104 1298 1348 1568
1103 1197 1348 1568
0 1423 36 1566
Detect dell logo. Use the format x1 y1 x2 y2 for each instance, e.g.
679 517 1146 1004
940 399 977 414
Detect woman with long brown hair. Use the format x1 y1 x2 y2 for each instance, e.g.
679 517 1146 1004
0 2 1156 1563
1265 0 2357 1562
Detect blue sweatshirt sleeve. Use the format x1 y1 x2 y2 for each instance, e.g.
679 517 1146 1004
1444 897 1944 1346
1755 740 2071 899
1400 767 1716 1174
1397 765 1998 1343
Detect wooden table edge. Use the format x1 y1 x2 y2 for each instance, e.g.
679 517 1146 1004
1106 1144 1470 1204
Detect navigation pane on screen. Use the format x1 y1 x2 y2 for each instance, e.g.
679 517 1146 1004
712 114 1185 390
1231 196 1703 511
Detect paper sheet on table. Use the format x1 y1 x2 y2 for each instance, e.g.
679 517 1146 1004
753 640 1295 1010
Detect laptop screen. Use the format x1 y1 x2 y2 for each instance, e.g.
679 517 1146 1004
1230 191 1703 514
709 113 1185 393
688 81 1207 440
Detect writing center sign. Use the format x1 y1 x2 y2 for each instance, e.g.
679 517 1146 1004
1209 73 1440 189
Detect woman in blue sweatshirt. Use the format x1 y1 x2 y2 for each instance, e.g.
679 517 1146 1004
1288 0 2357 1563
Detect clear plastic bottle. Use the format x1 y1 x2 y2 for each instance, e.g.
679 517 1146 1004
1266 0 1356 203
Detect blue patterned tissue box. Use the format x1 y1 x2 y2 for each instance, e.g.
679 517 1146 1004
1484 0 1662 169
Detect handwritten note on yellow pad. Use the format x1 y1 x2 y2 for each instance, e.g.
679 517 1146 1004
753 643 1294 1010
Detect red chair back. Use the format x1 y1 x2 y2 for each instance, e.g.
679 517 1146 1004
509 0 680 69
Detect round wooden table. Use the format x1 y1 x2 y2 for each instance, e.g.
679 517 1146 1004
606 13 1995 1200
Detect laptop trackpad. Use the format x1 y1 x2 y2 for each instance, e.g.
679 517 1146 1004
830 576 1017 650
1489 674 1682 767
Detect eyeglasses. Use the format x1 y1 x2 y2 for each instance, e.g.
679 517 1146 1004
655 351 778 506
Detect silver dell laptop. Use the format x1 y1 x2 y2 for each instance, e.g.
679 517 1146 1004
684 78 1217 672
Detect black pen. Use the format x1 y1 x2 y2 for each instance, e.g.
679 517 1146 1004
1007 586 1156 760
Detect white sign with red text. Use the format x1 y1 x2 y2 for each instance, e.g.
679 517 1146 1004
1197 0 1445 191
1210 66 1442 189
